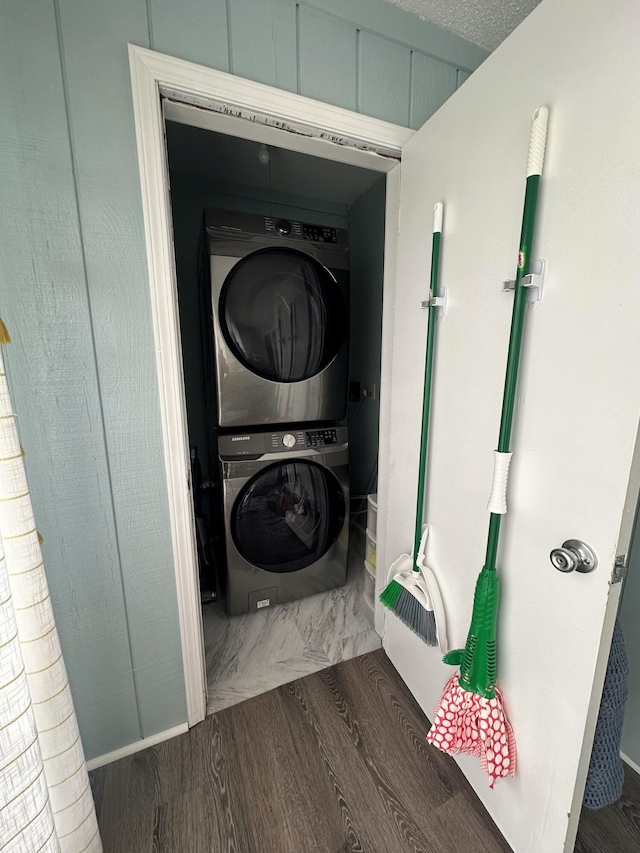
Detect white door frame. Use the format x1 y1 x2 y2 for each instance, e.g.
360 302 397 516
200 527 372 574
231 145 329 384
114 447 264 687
128 43 414 726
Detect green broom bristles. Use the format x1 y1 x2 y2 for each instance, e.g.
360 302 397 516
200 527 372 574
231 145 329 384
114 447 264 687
380 577 403 610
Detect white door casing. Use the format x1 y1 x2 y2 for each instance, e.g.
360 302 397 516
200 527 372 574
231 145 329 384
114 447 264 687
382 0 640 851
128 43 410 727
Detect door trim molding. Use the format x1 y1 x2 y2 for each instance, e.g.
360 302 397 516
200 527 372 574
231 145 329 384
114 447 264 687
621 751 640 777
86 723 189 771
128 43 412 727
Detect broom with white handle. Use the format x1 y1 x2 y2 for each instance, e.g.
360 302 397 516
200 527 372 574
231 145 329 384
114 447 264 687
380 202 447 651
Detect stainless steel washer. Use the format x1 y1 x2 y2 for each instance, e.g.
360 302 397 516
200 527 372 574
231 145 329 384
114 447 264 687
205 209 350 428
218 425 349 615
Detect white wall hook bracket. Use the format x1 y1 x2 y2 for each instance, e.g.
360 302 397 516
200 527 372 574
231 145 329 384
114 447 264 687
420 286 447 318
502 258 545 303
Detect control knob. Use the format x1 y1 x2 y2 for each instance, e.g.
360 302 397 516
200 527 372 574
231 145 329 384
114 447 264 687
282 433 296 448
275 219 292 235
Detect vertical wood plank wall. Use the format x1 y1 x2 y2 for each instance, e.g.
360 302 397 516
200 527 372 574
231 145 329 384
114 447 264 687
56 0 190 747
0 0 142 759
0 0 487 760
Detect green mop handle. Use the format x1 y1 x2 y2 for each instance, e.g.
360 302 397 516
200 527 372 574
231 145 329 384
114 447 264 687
448 109 549 697
451 108 549 698
484 107 549 572
412 202 443 572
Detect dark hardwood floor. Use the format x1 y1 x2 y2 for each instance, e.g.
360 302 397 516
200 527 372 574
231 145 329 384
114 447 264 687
90 648 640 853
90 650 510 852
576 764 640 853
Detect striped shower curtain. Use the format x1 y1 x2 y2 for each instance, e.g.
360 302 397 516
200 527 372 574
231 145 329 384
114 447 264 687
0 323 101 852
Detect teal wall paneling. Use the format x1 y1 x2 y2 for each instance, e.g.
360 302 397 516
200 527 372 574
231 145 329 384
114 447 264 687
0 0 141 758
300 0 487 70
358 32 411 126
1 0 487 759
228 0 298 91
149 0 230 69
55 0 187 745
298 5 357 110
411 52 458 130
150 0 487 125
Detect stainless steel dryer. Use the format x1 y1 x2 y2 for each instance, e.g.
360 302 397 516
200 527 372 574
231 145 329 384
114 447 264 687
205 209 350 428
218 425 349 615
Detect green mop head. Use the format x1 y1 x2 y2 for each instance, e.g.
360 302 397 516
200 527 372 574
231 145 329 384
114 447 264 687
443 567 499 698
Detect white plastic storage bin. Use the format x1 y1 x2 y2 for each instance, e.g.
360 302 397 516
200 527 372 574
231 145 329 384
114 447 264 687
366 493 378 537
365 528 377 569
363 560 376 606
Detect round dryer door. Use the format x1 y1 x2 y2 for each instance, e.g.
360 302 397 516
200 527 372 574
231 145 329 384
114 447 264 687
219 247 347 382
231 460 346 572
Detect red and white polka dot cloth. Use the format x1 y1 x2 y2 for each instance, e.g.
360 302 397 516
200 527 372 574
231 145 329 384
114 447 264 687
426 673 516 787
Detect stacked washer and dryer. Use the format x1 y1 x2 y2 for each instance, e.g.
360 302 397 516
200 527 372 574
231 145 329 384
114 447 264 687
204 209 351 616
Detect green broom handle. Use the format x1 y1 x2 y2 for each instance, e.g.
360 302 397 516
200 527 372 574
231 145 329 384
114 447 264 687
484 108 548 572
413 203 443 571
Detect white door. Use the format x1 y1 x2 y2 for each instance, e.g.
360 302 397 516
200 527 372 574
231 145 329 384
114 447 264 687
379 0 640 850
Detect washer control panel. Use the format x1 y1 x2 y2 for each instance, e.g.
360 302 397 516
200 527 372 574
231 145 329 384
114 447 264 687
219 427 346 459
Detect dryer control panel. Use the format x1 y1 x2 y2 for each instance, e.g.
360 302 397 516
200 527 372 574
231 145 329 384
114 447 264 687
205 209 349 252
269 429 306 450
263 217 340 244
302 223 338 244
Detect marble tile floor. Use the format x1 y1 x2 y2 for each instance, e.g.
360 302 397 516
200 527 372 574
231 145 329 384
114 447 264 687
202 531 381 714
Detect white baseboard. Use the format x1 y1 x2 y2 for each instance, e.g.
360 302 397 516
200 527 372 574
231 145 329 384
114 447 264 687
86 722 189 771
621 751 640 777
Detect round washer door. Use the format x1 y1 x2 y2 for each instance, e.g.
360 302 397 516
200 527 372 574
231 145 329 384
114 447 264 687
219 247 347 382
231 460 346 572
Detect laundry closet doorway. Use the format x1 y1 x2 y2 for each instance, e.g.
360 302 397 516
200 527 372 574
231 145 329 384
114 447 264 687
165 116 391 712
129 44 411 727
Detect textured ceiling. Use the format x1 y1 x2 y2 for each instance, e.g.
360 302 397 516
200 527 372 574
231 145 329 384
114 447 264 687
384 0 541 50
